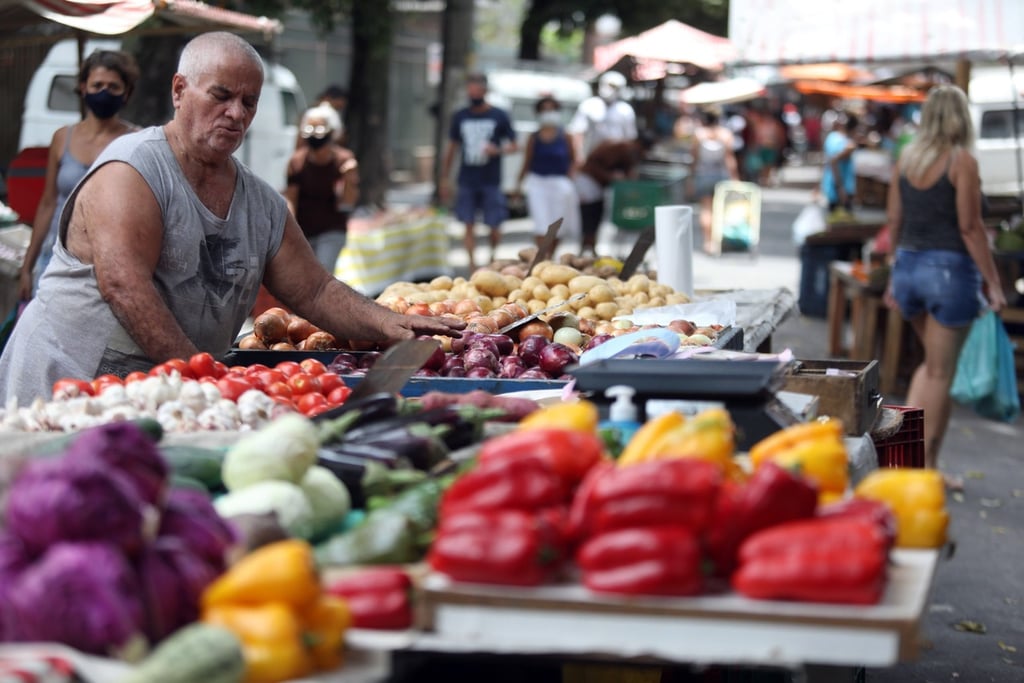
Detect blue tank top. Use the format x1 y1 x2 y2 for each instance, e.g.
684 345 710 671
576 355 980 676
529 130 572 176
38 126 91 277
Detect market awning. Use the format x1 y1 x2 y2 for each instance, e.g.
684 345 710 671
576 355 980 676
594 19 737 78
792 80 928 104
778 63 875 83
680 77 766 105
0 0 282 39
728 0 1024 64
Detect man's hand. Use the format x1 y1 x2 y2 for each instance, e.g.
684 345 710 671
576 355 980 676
379 312 466 340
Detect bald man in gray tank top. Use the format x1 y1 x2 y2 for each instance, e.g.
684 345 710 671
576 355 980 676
0 32 463 406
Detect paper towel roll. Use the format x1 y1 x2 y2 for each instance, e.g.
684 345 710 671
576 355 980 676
655 205 694 297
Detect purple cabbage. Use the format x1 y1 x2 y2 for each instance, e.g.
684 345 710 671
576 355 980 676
136 536 220 644
64 422 169 506
4 459 146 556
0 534 31 642
9 542 144 656
158 488 236 571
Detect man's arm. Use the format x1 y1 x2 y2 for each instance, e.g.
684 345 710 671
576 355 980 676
65 162 200 361
263 215 464 342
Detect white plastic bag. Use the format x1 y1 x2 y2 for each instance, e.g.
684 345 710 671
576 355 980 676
791 202 826 245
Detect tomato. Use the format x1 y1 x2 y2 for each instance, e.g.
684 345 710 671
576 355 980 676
265 381 293 399
90 374 124 395
326 385 353 405
227 365 248 375
299 358 327 376
216 375 255 402
287 373 321 396
211 361 229 378
243 363 271 378
270 395 297 411
152 359 194 379
275 361 303 378
124 371 149 384
52 378 94 398
254 369 287 390
296 392 329 416
188 352 218 379
198 376 219 386
317 372 345 395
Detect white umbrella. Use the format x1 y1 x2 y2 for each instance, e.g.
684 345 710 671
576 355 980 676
680 77 766 105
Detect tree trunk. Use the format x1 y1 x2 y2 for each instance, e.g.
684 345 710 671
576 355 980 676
347 1 393 209
518 0 558 61
122 34 184 127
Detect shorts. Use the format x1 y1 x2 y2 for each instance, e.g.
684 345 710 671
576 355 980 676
455 184 507 228
891 248 983 327
694 171 729 199
745 147 777 175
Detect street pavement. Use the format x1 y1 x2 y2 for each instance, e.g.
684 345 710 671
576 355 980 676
392 163 1024 681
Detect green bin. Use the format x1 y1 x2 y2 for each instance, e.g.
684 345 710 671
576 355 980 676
610 180 666 232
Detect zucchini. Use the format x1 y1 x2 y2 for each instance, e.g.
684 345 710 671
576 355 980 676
120 623 245 683
161 445 226 492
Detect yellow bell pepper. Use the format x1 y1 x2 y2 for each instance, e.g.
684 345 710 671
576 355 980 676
749 418 844 469
766 438 849 497
644 408 736 467
202 602 313 683
518 399 599 433
202 539 320 611
301 594 352 671
855 469 948 548
616 410 686 466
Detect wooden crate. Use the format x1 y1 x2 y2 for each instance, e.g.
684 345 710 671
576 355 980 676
781 359 881 434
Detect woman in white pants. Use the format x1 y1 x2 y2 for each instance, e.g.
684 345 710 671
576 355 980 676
515 96 580 250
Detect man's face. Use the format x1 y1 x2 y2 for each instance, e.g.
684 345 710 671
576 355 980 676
172 51 262 157
466 81 487 102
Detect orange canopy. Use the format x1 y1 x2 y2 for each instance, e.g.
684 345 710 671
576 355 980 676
780 63 875 83
793 80 927 103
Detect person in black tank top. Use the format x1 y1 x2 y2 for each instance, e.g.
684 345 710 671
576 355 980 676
884 85 1006 484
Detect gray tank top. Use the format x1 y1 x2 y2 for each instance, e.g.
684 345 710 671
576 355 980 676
897 155 967 254
0 126 287 404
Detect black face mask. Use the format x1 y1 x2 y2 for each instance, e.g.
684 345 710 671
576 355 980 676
306 135 330 149
469 97 486 107
83 89 125 119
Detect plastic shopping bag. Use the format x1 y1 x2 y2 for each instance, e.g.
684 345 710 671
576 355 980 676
951 310 1021 422
791 201 826 245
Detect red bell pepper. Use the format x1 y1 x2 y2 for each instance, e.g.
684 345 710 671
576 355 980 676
569 459 721 540
817 497 897 550
704 462 819 577
428 509 565 586
576 525 703 596
732 517 888 605
326 567 413 630
439 454 564 516
477 428 606 489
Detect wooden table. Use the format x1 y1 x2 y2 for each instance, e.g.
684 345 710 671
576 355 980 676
827 261 906 396
696 287 798 353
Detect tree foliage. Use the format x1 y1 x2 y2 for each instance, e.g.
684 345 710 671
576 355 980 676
519 0 729 61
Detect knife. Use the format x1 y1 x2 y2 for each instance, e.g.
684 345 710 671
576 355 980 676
499 292 587 337
525 218 563 276
618 226 657 280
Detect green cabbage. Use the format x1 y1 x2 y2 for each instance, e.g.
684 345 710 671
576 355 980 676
299 466 352 541
221 414 319 491
214 480 315 540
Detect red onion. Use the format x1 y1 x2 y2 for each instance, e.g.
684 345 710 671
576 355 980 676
498 355 526 379
462 347 499 373
538 343 579 376
517 334 550 367
465 366 496 379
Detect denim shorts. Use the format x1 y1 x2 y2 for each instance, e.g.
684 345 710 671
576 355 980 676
891 248 983 327
455 184 507 228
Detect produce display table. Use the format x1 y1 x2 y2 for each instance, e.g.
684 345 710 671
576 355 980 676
334 209 452 298
696 287 797 353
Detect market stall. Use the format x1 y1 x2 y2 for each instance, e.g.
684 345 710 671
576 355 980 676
0 254 945 683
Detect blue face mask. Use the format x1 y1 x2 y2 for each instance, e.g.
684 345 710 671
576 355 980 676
83 89 126 119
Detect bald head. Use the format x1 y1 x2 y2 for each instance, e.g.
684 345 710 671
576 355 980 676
178 31 263 82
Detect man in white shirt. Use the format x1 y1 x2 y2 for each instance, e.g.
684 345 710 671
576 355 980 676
568 71 638 163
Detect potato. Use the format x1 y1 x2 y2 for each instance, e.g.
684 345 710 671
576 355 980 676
471 269 510 298
452 276 467 287
577 305 597 321
405 291 433 305
589 283 616 304
507 288 525 303
567 275 605 296
531 283 552 301
474 295 495 313
500 264 527 279
570 295 589 311
594 302 620 320
429 275 453 291
551 283 571 299
540 264 581 286
627 274 651 294
527 298 548 314
546 296 567 310
521 275 544 292
647 296 667 307
491 296 507 308
450 284 469 300
667 293 691 305
502 274 523 291
632 291 650 305
649 283 673 298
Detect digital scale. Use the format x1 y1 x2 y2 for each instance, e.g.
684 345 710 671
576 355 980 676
569 357 803 451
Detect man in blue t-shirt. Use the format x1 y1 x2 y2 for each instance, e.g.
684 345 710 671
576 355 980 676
441 73 517 270
820 113 859 214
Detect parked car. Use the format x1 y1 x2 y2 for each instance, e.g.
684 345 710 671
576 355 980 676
18 38 306 191
969 65 1024 200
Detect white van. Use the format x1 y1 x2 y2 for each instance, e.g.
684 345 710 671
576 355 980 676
483 69 594 202
969 65 1024 199
19 39 306 191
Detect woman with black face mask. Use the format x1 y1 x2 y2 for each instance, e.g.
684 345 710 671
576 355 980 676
19 49 139 300
284 104 360 273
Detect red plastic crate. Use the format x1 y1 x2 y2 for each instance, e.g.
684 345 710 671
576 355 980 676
873 405 925 468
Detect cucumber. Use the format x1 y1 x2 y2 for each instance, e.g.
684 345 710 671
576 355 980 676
120 623 245 683
161 445 226 492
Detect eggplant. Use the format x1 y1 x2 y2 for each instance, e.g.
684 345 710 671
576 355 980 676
314 392 401 443
315 445 411 509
